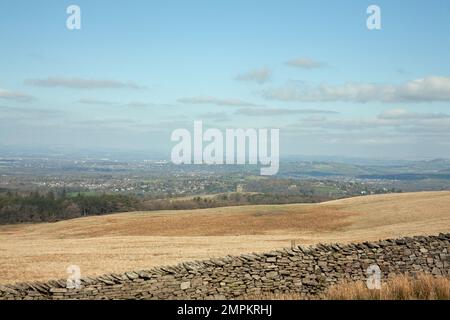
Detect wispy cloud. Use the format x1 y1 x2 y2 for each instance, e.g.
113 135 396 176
291 109 450 134
178 96 264 107
235 107 338 116
262 76 450 103
78 98 116 105
25 77 146 90
78 99 174 108
0 88 34 102
123 101 175 108
378 108 450 120
235 67 272 84
69 118 137 126
124 102 155 108
198 112 230 122
0 105 62 117
299 118 387 131
285 57 325 69
133 120 194 132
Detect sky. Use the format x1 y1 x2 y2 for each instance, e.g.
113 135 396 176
0 0 450 160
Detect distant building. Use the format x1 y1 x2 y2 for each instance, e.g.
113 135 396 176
236 184 244 193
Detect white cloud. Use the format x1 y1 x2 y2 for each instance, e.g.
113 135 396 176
378 108 450 120
291 108 450 135
0 106 63 121
235 107 338 116
178 96 264 107
285 57 324 69
395 77 450 102
262 76 450 103
78 98 116 105
123 101 175 108
78 99 174 108
69 118 137 127
235 67 272 84
0 88 34 102
299 118 385 131
198 112 230 122
124 102 155 108
25 77 146 89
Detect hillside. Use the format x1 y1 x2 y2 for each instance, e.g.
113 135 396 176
0 191 449 283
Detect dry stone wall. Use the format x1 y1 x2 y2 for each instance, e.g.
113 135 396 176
1 233 449 300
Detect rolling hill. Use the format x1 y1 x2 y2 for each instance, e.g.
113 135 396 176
0 191 449 284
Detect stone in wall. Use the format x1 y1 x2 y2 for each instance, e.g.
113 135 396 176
0 233 449 300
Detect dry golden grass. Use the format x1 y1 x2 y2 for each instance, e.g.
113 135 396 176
0 191 449 284
324 274 450 300
245 274 450 300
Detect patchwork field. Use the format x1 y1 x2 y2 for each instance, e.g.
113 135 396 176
1 191 450 284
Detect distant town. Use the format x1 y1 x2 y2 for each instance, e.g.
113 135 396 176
2 155 450 200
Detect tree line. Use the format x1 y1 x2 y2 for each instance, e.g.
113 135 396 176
0 190 329 224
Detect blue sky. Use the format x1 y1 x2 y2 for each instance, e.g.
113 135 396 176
1 0 450 159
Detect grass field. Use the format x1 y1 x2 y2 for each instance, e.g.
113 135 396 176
0 191 450 284
246 274 450 300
